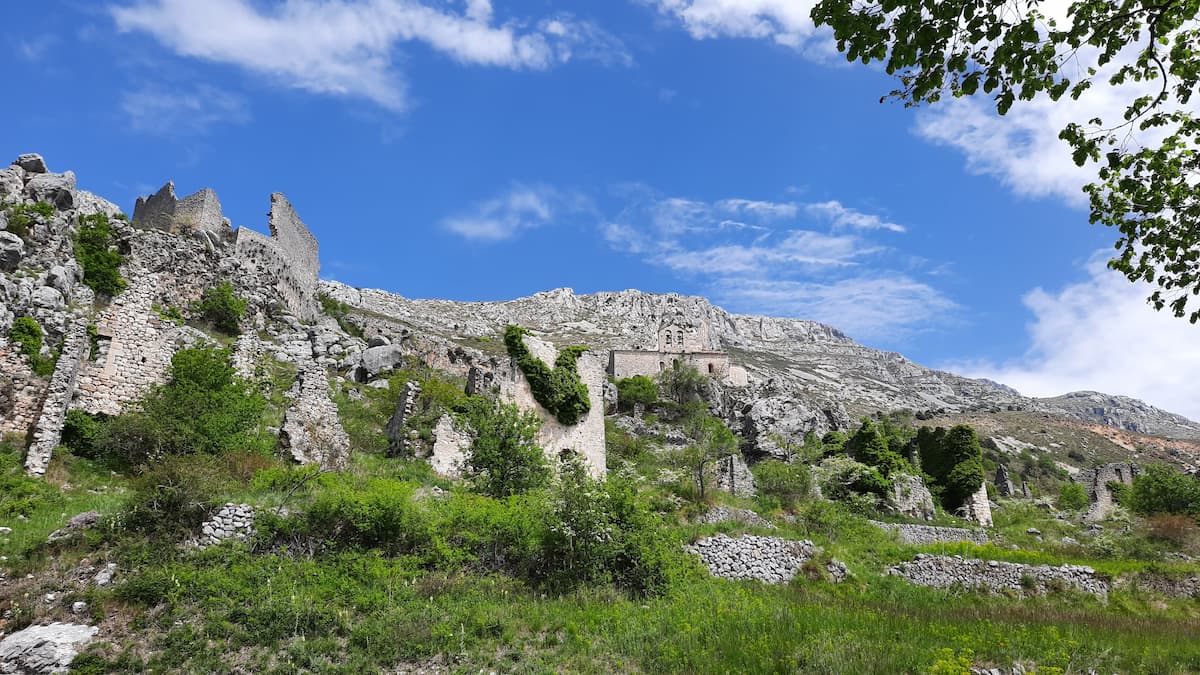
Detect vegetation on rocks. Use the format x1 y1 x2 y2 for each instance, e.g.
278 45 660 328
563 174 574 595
194 280 247 335
8 315 55 376
3 201 53 239
73 212 126 298
503 324 590 425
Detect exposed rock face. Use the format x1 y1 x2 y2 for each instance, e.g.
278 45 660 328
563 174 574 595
1074 462 1141 521
15 153 47 174
1041 391 1200 440
888 554 1109 598
883 473 936 521
869 521 989 545
995 464 1016 497
0 232 23 271
714 453 756 497
0 623 98 674
685 534 845 584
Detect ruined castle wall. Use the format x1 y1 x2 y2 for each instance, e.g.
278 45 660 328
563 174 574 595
73 272 187 415
173 188 226 234
132 182 177 232
0 349 43 438
609 350 742 385
279 359 349 470
232 193 320 321
1076 462 1141 521
499 335 606 478
25 320 88 475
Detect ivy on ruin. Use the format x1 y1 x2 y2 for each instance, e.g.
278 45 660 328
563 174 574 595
503 325 590 426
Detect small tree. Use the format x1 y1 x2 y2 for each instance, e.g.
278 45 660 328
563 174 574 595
753 460 813 510
1128 464 1200 518
196 280 248 335
1058 482 1090 512
678 412 738 502
74 213 127 298
657 360 707 405
616 375 658 411
461 398 550 498
847 419 908 477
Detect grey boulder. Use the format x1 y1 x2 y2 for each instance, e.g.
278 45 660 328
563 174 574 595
0 623 98 674
0 232 24 271
355 344 406 381
14 153 48 174
31 285 64 309
25 171 75 210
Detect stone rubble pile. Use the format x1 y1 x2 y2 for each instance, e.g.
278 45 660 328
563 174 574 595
888 553 1109 598
869 521 990 545
696 506 776 530
194 503 256 548
684 533 846 584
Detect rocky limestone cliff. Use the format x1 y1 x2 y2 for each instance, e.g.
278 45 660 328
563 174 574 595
321 282 1200 446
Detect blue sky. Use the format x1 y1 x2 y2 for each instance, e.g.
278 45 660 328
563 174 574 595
5 1 1199 420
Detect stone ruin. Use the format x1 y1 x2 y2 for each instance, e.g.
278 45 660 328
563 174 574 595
608 313 748 387
133 182 230 244
234 193 321 321
1074 462 1141 521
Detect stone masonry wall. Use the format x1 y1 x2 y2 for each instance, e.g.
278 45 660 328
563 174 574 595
279 360 350 470
232 193 320 321
1075 462 1141 521
25 321 88 475
889 554 1108 598
498 334 606 478
132 182 228 236
0 348 41 438
869 521 990 546
963 483 994 527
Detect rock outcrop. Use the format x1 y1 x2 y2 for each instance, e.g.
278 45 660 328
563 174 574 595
0 623 98 674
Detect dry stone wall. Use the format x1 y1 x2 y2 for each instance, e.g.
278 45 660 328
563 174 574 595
24 321 89 475
1075 462 1141 521
869 521 990 545
0 349 41 438
888 554 1109 598
685 534 847 584
279 360 350 470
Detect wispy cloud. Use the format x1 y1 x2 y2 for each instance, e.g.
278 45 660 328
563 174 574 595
121 84 250 135
109 0 630 112
943 252 1200 421
15 34 58 62
443 184 592 242
603 186 953 340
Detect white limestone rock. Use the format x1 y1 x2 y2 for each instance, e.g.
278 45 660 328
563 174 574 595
0 623 98 674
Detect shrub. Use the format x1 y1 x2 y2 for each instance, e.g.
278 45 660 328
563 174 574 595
117 457 216 537
0 444 58 517
460 398 550 498
504 325 590 425
62 409 106 459
305 478 431 553
917 424 986 510
616 375 658 411
195 280 247 335
605 419 650 463
657 359 708 405
1128 464 1200 518
74 213 127 298
97 346 266 468
752 460 812 510
318 292 363 337
847 419 908 477
675 412 739 502
8 316 55 377
1145 514 1200 552
4 201 54 238
1057 482 1090 512
819 455 890 503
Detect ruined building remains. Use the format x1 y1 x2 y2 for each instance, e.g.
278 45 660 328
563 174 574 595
608 315 748 386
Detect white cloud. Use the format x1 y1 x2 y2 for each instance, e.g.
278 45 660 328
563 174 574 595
805 200 906 232
109 0 629 112
442 184 590 241
714 275 958 340
15 34 58 62
121 84 250 135
603 187 955 339
644 0 827 53
945 253 1200 420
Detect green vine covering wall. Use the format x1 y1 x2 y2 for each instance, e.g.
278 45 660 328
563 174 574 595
503 325 591 426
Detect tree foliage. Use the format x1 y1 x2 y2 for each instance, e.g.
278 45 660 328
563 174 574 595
916 424 985 509
811 0 1200 322
847 419 909 477
75 212 127 298
1128 463 1200 517
461 398 551 498
1058 482 1091 512
678 411 739 502
504 325 590 426
616 375 659 411
196 280 248 335
657 359 708 405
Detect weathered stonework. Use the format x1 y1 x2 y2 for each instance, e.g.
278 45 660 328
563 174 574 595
233 193 320 321
25 320 89 475
995 464 1017 497
279 361 349 470
870 521 990 545
685 534 847 584
961 482 994 527
1074 462 1141 521
889 554 1108 598
0 348 42 438
429 413 471 477
883 473 936 521
133 182 229 238
497 333 606 478
385 380 422 454
607 315 748 386
714 453 756 497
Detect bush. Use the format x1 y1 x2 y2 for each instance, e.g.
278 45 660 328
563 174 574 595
616 375 658 411
847 419 908 477
657 360 707 405
318 292 363 337
195 280 247 335
4 201 54 238
752 460 812 510
819 455 890 503
9 316 42 358
0 444 58 517
96 346 266 468
62 409 107 459
1057 482 1090 512
1128 464 1200 518
917 424 986 510
75 213 127 298
117 457 216 537
460 398 550 498
305 478 431 553
504 325 590 425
